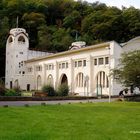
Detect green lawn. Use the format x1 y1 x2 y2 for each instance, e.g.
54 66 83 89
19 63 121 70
0 102 140 140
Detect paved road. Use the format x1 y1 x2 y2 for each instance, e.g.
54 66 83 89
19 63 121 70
0 98 117 106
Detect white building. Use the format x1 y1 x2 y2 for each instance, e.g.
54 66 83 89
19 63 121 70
5 28 140 96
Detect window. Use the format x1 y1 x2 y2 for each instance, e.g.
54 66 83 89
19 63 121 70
76 73 84 87
94 59 97 65
98 58 104 65
9 37 13 43
18 36 25 42
28 67 32 72
66 62 68 68
46 65 48 70
59 64 61 69
37 75 42 90
83 60 86 67
62 63 65 69
49 65 52 70
78 61 82 67
19 52 23 55
105 57 109 64
96 71 109 88
75 61 77 67
36 66 42 71
46 64 54 70
59 62 68 69
47 75 53 86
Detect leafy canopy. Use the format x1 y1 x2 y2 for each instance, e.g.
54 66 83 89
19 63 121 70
113 50 140 87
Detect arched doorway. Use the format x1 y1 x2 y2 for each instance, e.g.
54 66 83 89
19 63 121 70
96 71 109 96
60 74 68 85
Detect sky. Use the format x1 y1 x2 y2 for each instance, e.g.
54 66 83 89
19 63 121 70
77 0 140 9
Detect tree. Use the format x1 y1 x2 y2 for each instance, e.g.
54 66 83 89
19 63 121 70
22 12 46 48
37 25 53 51
113 50 140 87
52 28 73 52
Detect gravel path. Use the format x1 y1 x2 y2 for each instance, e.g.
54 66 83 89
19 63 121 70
0 98 117 106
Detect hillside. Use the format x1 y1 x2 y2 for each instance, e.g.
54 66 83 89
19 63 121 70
0 0 140 78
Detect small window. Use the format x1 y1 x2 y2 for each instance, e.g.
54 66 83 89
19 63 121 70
78 61 82 67
22 71 25 74
94 59 97 65
75 61 77 67
9 37 13 43
83 60 86 67
98 58 104 65
19 52 23 54
46 65 48 70
28 67 32 72
62 63 65 69
66 62 68 68
49 65 52 70
105 57 109 64
36 66 42 71
59 64 61 69
52 65 54 70
18 36 25 42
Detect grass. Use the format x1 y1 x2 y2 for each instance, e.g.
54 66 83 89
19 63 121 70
0 102 140 140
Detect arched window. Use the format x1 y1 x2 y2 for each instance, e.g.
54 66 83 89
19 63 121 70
8 37 13 43
14 80 19 88
76 73 84 87
96 71 109 88
37 75 42 90
18 36 25 42
47 74 53 86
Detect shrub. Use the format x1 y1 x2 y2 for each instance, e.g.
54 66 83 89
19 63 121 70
13 86 21 94
5 89 21 96
57 84 69 96
42 85 56 96
0 80 6 96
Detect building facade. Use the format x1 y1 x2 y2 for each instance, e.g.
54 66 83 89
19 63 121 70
5 28 140 96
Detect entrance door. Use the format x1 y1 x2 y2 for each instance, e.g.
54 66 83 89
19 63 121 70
10 81 12 89
27 84 30 91
61 74 68 85
96 84 102 96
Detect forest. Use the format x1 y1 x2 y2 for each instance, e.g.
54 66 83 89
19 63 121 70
0 0 140 78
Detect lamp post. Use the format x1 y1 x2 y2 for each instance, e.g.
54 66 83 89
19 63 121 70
85 75 89 102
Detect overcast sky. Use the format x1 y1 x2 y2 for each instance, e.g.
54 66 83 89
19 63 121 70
77 0 140 9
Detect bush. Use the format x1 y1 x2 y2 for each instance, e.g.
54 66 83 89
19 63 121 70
0 80 6 96
5 89 21 96
57 84 69 96
42 85 56 96
13 86 21 94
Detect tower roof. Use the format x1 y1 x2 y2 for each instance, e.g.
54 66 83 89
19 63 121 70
9 28 28 37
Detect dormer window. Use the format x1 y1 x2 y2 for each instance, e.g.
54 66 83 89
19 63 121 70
8 37 13 43
18 36 25 42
